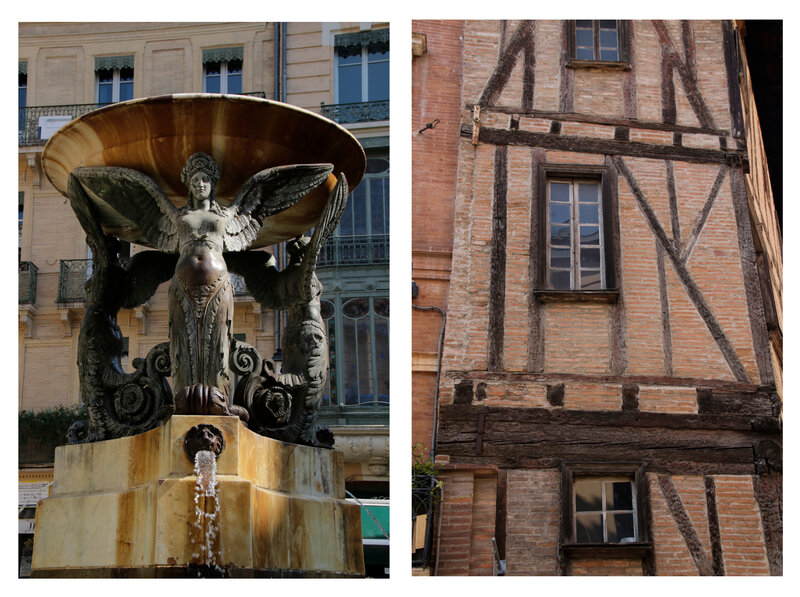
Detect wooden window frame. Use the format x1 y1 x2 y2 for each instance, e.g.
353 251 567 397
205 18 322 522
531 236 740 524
566 20 631 70
534 164 620 303
559 462 653 567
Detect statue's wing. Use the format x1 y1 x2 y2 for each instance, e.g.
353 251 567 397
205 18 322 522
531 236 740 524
224 163 333 252
72 166 180 252
298 172 349 285
120 251 179 309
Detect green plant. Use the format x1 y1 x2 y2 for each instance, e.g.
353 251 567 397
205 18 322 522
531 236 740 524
19 404 87 464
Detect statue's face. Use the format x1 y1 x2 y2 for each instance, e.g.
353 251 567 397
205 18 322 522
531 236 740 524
189 171 213 201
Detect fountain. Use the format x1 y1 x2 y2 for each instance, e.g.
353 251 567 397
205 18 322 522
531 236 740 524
29 94 366 577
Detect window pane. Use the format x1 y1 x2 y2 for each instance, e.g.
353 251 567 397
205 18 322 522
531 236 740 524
374 314 389 402
599 20 617 29
119 81 133 102
374 298 389 318
366 157 389 174
576 20 592 27
343 298 369 319
98 83 113 104
550 270 571 290
356 317 373 402
600 29 618 49
576 513 604 543
576 28 593 49
550 224 570 247
579 203 599 224
574 479 603 511
353 185 368 235
226 73 242 94
341 317 359 404
370 178 388 234
549 203 571 225
600 48 619 61
578 183 599 203
338 64 362 104
320 300 334 320
609 482 633 510
339 52 362 66
550 182 570 203
580 248 600 269
339 199 354 236
205 60 221 75
580 225 600 245
550 248 571 270
608 513 636 543
205 74 220 93
368 59 389 101
580 270 602 289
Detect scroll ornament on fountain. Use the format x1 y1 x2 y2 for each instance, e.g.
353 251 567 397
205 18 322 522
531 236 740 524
44 94 366 448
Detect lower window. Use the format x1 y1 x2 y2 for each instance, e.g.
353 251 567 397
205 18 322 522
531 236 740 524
574 477 638 543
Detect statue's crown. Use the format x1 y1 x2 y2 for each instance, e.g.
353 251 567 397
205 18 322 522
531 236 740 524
181 152 221 186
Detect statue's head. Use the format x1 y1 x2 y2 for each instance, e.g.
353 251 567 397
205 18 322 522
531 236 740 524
181 152 220 206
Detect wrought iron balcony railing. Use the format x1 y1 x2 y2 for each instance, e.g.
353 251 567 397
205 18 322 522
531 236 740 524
412 474 440 568
19 92 267 147
57 259 91 303
320 100 389 124
318 234 388 267
230 272 249 297
19 261 38 305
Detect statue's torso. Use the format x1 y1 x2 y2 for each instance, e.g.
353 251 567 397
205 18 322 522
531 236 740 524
175 209 227 287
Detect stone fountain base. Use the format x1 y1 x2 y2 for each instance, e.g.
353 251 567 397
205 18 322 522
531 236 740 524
30 415 364 578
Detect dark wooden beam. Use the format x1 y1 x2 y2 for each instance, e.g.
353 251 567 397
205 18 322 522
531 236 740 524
488 145 508 371
460 124 734 165
446 369 768 394
478 20 536 108
704 476 725 575
752 472 783 576
657 475 714 575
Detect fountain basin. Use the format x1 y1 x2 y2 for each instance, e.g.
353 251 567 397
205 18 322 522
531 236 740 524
41 94 366 248
30 415 365 577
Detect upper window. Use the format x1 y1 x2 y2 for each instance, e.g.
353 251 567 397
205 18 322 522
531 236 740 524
18 62 27 134
95 56 134 105
573 477 638 543
334 29 389 104
547 177 605 290
568 21 629 64
203 47 243 94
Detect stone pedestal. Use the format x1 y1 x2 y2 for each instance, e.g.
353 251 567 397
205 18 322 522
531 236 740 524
31 415 364 577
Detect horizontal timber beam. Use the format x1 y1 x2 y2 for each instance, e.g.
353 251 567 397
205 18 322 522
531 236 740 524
460 124 735 164
464 103 730 137
445 369 770 393
436 404 781 475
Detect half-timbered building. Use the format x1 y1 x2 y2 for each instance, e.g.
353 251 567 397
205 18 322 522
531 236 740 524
412 20 782 576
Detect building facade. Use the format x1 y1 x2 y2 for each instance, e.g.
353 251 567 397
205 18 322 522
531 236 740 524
412 20 781 576
18 21 389 577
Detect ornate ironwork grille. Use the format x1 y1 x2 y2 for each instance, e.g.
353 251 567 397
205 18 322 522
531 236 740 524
57 259 91 303
318 234 389 266
320 100 389 124
18 261 38 304
412 474 439 568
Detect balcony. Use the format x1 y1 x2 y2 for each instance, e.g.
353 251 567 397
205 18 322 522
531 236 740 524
319 234 388 267
19 92 267 147
19 261 38 304
57 259 91 303
320 100 389 124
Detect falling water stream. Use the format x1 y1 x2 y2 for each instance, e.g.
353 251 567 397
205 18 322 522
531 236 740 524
192 449 222 572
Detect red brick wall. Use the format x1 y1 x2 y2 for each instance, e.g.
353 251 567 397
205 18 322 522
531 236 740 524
411 20 464 449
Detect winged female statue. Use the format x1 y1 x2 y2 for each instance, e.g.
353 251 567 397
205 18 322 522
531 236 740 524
71 152 347 428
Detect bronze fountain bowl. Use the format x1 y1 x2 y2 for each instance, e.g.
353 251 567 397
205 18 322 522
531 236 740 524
41 93 366 248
